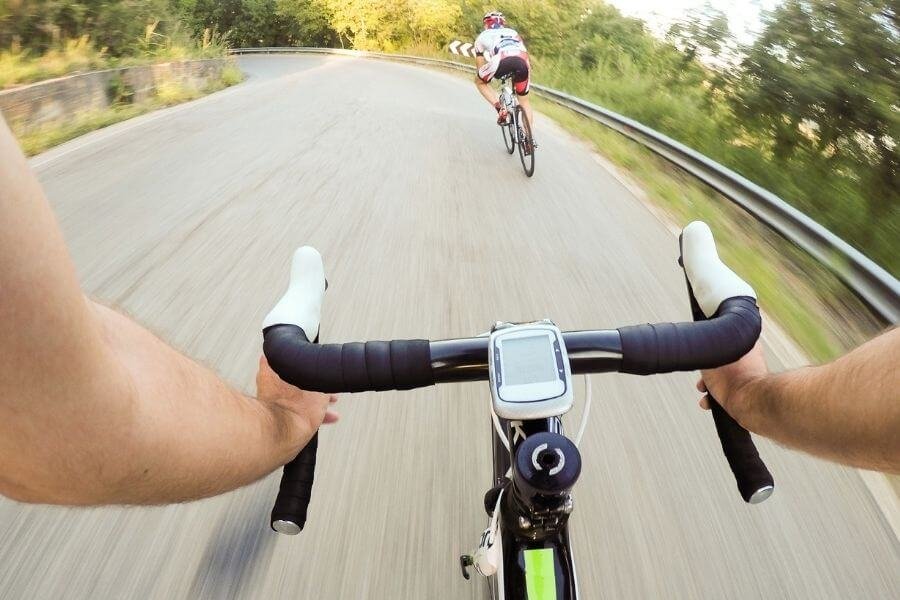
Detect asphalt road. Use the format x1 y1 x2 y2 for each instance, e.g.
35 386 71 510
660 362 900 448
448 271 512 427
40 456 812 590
1 55 897 599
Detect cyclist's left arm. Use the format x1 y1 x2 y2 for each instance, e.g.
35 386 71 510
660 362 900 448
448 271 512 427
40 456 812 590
0 116 336 505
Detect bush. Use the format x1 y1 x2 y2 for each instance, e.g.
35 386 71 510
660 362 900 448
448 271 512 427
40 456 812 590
0 37 106 88
220 63 244 86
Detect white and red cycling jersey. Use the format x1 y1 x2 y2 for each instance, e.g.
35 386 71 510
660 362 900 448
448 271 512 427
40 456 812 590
474 27 531 95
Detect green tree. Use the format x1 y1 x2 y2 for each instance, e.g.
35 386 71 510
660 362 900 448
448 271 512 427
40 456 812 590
322 0 404 50
575 2 661 73
493 0 589 56
180 0 246 43
407 0 462 47
275 0 337 46
1 0 176 55
666 3 732 65
727 0 898 272
735 0 898 209
320 0 460 51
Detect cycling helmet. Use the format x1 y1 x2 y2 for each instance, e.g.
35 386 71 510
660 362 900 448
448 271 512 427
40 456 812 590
483 11 506 29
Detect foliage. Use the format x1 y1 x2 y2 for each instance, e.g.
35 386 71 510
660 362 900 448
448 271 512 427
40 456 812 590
667 3 732 65
220 61 244 85
534 96 881 361
733 0 898 249
0 0 175 56
305 0 460 50
0 36 107 88
0 7 229 88
274 0 337 47
538 0 898 275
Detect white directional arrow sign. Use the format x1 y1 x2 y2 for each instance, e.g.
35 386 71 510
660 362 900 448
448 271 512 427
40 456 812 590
448 40 478 58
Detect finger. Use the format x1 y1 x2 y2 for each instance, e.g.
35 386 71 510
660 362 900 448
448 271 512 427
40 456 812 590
259 354 277 377
699 395 710 410
329 394 338 404
323 410 340 424
696 379 707 393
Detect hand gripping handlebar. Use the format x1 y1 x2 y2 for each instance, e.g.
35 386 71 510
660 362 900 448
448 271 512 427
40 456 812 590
261 223 774 534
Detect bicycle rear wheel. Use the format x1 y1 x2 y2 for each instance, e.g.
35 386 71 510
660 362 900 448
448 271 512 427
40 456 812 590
515 106 535 177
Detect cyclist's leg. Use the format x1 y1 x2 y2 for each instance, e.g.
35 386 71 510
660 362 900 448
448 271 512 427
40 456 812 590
475 59 500 107
475 75 499 106
513 58 534 130
518 95 533 130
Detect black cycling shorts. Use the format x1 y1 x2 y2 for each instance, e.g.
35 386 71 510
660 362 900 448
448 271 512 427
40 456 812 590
493 55 530 95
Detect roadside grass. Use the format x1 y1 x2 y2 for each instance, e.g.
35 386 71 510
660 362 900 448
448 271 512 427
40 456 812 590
1 28 229 89
0 37 107 89
533 58 898 280
220 63 244 87
17 104 145 155
15 64 244 156
532 96 883 363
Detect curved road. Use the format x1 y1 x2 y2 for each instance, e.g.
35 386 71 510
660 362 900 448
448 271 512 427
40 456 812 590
1 55 897 599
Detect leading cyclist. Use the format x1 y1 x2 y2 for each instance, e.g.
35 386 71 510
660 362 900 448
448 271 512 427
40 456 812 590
474 11 536 152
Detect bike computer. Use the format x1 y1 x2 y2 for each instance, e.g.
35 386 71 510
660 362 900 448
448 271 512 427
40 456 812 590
489 322 573 420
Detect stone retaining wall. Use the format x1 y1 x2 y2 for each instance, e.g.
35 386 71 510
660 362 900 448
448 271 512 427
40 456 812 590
0 58 228 132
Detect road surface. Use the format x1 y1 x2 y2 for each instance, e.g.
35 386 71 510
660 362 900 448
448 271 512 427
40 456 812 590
1 55 897 599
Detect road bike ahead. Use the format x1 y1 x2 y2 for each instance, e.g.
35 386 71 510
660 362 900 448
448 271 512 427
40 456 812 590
260 221 774 599
497 73 535 177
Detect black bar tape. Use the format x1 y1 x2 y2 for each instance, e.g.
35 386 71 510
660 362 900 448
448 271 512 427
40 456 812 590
708 399 774 503
617 297 761 375
341 343 369 391
365 341 393 390
314 343 344 390
390 339 434 390
263 325 434 394
677 249 774 504
270 432 318 532
268 327 325 534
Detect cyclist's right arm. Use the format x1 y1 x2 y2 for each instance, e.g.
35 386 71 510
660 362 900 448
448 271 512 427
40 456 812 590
474 32 490 72
0 116 334 505
700 328 900 473
474 31 490 56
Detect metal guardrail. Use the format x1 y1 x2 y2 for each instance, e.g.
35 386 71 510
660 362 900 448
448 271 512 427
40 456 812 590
230 47 900 323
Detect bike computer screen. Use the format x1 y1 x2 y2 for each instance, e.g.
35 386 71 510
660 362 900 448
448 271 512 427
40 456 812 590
501 334 558 385
489 323 573 420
